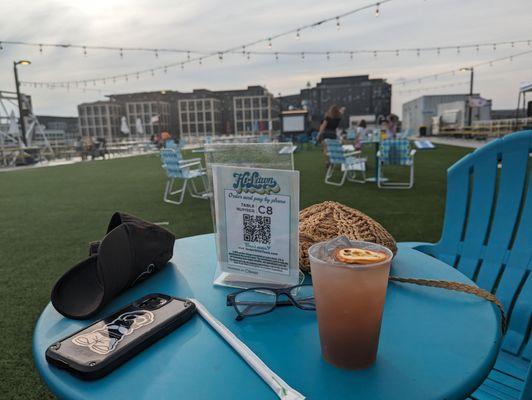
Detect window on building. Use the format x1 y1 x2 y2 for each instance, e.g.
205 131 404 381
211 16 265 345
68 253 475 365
244 110 251 119
190 124 196 133
181 113 188 122
253 110 259 119
205 101 212 110
180 102 186 111
261 97 268 107
197 101 203 111
205 112 212 122
182 124 188 134
198 123 204 133
235 98 242 108
261 109 268 119
188 102 195 111
196 112 202 122
244 98 251 108
236 122 243 131
253 98 259 108
136 104 141 113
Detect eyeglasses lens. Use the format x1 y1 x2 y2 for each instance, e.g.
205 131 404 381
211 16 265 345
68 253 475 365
289 285 315 309
234 289 277 316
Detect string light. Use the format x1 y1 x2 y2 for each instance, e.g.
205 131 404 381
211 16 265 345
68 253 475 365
375 2 380 17
296 29 300 40
476 45 479 52
164 66 168 73
275 52 279 60
242 46 246 57
268 38 272 49
437 47 440 55
396 49 399 56
83 46 87 56
301 52 305 60
218 52 223 61
326 52 330 60
336 17 340 30
154 49 159 58
350 51 354 59
457 46 460 54
416 49 420 57
198 58 202 65
187 51 191 60
120 48 124 58
0 41 3 50
246 52 250 60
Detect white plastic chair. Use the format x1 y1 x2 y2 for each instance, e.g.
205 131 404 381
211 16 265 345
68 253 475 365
160 148 209 205
323 139 366 186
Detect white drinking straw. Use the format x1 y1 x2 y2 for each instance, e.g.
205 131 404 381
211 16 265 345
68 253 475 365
190 299 306 400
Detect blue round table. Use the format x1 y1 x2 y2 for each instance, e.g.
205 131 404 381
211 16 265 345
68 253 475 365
33 234 501 399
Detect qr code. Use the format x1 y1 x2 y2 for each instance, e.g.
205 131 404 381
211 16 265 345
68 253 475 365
243 214 271 244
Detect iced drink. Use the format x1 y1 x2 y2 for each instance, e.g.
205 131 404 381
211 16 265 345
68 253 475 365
308 237 393 370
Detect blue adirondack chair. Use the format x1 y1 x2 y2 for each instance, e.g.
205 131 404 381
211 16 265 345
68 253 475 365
160 148 208 205
413 130 532 400
377 138 416 189
323 139 366 186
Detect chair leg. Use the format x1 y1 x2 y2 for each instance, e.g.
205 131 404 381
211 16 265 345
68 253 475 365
325 164 347 186
378 162 415 189
163 178 188 205
188 177 209 199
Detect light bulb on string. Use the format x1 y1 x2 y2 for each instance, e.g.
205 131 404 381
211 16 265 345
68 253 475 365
416 49 420 57
476 44 479 52
437 47 440 56
268 38 272 49
350 52 354 60
83 46 87 56
301 52 305 60
155 49 159 58
296 29 300 40
39 44 43 54
164 66 168 73
275 52 279 60
218 52 223 62
373 51 377 58
326 52 330 60
187 51 191 60
0 42 3 50
375 2 380 17
242 46 246 57
456 46 460 54
198 58 202 65
336 17 340 30
493 44 496 51
511 42 514 48
246 52 250 60
396 50 399 56
120 48 124 58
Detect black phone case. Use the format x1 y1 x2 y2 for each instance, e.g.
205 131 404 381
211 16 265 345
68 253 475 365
46 293 196 380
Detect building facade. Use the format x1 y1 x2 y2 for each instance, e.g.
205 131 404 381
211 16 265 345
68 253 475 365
125 100 171 136
77 101 123 140
402 94 478 135
278 75 391 129
80 86 280 140
177 97 222 138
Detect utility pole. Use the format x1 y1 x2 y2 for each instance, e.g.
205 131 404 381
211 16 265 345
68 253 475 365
461 67 475 128
13 60 31 146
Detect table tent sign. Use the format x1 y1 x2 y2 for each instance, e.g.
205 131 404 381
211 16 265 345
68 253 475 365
212 165 300 288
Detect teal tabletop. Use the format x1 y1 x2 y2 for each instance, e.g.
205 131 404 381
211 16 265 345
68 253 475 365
33 234 502 399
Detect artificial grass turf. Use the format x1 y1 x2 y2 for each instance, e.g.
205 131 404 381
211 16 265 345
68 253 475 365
0 143 471 399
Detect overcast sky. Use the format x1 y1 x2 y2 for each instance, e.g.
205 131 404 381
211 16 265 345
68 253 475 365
1 0 531 117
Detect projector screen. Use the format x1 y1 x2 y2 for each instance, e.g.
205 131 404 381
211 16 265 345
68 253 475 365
283 115 305 132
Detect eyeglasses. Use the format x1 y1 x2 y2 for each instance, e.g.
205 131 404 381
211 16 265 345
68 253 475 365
226 284 315 321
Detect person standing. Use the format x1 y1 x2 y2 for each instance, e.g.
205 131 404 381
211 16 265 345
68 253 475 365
317 105 345 143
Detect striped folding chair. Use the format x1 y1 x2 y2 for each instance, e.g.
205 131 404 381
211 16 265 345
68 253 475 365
323 139 366 186
377 139 416 189
160 148 208 205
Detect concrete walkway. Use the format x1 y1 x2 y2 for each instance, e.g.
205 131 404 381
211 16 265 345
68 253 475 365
420 136 495 149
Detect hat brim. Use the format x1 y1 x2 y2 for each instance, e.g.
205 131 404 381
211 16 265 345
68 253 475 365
51 255 104 319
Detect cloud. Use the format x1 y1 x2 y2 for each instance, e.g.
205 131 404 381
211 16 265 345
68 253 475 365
1 0 530 116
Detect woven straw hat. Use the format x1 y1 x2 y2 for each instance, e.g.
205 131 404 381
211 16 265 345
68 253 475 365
299 201 397 272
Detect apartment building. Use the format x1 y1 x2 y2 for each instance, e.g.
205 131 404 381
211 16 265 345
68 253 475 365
177 97 222 138
125 100 171 136
77 100 123 140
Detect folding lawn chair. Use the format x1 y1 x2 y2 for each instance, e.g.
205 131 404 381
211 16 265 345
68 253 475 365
323 139 366 186
377 138 416 189
160 148 208 205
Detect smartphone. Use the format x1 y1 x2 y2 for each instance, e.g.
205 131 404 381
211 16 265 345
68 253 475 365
46 293 196 380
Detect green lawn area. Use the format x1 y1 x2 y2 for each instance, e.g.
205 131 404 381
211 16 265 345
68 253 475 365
0 143 471 399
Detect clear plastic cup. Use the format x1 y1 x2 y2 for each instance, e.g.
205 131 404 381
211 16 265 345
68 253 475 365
308 236 393 370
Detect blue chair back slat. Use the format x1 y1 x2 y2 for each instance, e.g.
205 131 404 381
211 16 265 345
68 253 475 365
455 152 499 278
324 139 346 165
380 139 411 165
474 135 531 292
160 149 184 178
423 162 472 265
502 273 531 357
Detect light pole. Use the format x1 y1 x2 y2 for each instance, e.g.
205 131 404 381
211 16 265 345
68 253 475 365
14 60 31 146
460 67 474 128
